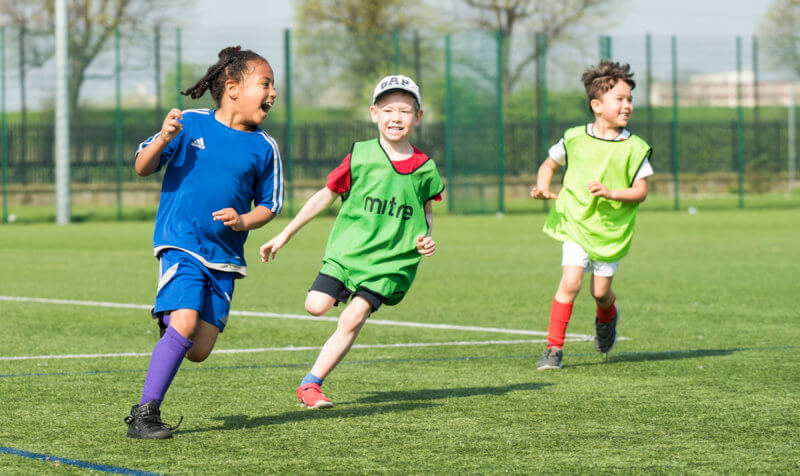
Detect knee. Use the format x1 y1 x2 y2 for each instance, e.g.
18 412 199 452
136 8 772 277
558 280 582 300
185 347 211 362
591 288 610 301
591 281 614 302
305 300 329 317
305 292 335 316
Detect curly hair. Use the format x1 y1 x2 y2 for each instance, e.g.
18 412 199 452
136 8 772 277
181 46 269 105
581 61 636 114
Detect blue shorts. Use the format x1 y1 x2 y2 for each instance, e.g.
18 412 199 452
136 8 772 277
154 249 236 332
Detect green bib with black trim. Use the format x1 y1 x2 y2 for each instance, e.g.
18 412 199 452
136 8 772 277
543 126 651 262
322 138 444 305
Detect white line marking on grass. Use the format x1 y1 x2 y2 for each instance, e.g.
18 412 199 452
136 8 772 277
0 338 592 361
0 295 595 339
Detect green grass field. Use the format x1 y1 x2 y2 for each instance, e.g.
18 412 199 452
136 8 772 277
1 209 799 474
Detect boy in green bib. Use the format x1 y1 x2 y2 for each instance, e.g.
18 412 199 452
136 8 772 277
530 61 653 370
260 75 444 408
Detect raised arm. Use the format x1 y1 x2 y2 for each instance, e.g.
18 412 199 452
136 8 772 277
135 108 183 176
260 187 338 262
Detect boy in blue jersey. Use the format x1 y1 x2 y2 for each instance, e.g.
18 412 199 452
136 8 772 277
124 46 283 439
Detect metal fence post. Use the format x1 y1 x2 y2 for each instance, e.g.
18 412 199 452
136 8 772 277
645 34 653 147
284 28 294 216
444 34 453 213
115 28 123 220
752 36 760 160
536 32 549 213
176 27 183 109
154 25 162 121
736 36 745 209
789 87 796 194
599 35 612 60
18 26 27 185
55 0 71 224
671 35 679 211
496 29 504 214
393 28 400 74
1 26 7 224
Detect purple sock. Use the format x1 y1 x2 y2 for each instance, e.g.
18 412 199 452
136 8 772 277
139 326 193 406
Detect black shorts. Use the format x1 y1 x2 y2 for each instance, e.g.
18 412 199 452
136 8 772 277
309 273 385 312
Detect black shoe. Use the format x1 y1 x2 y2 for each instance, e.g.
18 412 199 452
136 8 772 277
151 308 167 338
124 400 181 439
594 310 619 354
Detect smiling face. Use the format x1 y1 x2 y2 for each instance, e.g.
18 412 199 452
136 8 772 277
370 91 422 147
590 79 633 130
225 60 276 129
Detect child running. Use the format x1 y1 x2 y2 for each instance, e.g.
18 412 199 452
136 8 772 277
530 60 653 370
260 75 444 409
125 46 283 438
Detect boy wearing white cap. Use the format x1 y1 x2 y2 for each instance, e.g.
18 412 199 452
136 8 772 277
259 75 444 409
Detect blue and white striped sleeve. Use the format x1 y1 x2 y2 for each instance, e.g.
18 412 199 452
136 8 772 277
135 130 180 173
255 132 284 214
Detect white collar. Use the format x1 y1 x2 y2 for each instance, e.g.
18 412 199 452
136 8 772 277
587 123 630 141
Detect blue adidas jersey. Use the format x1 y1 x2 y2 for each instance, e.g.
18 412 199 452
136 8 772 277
136 109 283 276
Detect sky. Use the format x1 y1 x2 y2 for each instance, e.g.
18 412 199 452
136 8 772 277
191 0 772 37
606 0 772 36
1 0 778 111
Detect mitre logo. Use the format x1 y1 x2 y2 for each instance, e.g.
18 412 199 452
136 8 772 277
364 195 414 220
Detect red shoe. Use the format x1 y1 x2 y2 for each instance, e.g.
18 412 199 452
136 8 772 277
296 383 333 409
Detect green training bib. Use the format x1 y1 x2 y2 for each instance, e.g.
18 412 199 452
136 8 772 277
544 126 651 262
322 139 444 305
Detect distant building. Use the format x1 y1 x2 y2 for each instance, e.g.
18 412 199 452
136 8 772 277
650 71 800 107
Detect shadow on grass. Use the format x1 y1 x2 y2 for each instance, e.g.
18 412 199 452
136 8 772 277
567 347 746 368
180 381 548 434
180 401 441 434
346 381 549 404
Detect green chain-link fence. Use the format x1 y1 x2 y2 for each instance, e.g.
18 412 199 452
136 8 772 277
1 26 799 223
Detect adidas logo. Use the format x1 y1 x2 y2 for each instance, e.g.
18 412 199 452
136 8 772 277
191 137 206 150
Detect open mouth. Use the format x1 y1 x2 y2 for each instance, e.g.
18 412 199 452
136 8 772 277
261 102 272 114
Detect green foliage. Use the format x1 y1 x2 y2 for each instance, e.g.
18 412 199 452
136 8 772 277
0 210 799 472
505 87 591 122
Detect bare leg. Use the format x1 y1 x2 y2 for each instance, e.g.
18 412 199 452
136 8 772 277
166 309 220 362
555 265 585 303
309 297 372 379
185 320 220 362
590 274 616 308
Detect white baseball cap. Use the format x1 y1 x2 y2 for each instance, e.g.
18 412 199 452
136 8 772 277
372 75 421 107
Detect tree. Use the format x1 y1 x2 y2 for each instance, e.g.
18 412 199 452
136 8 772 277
456 0 623 93
0 0 188 118
294 0 443 108
758 0 800 77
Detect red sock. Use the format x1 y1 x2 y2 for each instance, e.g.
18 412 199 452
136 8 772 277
596 299 617 324
546 298 573 348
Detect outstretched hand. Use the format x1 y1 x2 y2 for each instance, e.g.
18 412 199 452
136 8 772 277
416 235 436 257
213 208 246 231
260 233 290 262
530 187 558 200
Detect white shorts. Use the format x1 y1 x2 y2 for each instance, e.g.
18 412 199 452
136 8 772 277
561 242 620 277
